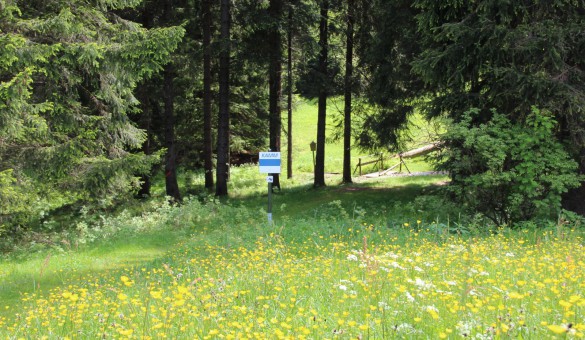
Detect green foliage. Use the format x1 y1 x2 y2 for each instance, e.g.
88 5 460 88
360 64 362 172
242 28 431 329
0 0 185 230
438 107 582 225
295 55 344 98
0 170 30 233
412 0 585 168
353 0 424 150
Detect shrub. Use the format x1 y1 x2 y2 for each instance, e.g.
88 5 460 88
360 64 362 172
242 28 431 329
437 107 582 225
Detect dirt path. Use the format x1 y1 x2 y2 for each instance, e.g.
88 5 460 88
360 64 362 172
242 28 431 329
360 170 448 179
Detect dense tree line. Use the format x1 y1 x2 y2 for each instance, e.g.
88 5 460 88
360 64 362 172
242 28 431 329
1 0 584 234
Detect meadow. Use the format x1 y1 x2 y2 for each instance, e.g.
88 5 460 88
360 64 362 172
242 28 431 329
1 215 584 339
0 99 583 339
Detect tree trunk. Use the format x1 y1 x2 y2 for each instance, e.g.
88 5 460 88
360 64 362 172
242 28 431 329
163 64 181 202
269 0 283 190
342 0 354 184
314 0 329 188
216 0 231 197
202 0 214 190
286 6 293 179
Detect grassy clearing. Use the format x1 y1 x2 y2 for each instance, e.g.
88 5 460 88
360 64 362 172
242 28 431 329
1 219 583 338
6 98 552 339
281 96 436 177
0 170 447 320
0 229 186 315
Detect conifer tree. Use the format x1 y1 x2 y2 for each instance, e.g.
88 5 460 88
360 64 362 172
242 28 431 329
412 0 585 214
0 0 184 224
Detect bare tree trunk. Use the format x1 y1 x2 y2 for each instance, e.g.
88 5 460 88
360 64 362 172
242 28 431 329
269 0 283 190
216 0 231 196
314 0 329 188
202 0 214 190
286 6 293 179
163 64 181 202
342 0 354 184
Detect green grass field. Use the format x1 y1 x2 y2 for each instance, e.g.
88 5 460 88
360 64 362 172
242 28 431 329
1 99 582 338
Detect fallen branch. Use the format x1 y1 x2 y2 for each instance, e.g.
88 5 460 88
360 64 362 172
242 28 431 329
393 142 440 159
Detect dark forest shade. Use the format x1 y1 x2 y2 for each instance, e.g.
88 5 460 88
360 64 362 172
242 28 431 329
268 0 284 189
216 0 231 196
163 64 181 202
162 0 181 202
202 0 214 190
287 6 293 179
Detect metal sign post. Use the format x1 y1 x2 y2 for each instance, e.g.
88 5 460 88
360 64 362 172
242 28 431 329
259 152 281 223
266 175 273 222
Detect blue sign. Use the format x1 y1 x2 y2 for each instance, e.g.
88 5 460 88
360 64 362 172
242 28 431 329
259 152 281 173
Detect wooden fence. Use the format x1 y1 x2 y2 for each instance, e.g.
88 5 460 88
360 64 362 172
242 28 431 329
354 143 441 177
353 153 384 176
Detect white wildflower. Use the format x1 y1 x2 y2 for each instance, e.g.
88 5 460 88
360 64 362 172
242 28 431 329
378 301 390 310
405 291 415 302
414 278 434 290
395 323 413 332
390 262 405 270
449 244 466 253
346 254 359 261
457 321 475 337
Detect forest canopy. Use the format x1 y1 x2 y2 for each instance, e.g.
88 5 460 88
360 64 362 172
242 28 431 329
1 0 584 234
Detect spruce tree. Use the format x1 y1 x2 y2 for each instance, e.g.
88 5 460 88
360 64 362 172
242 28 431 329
412 0 585 214
0 0 184 225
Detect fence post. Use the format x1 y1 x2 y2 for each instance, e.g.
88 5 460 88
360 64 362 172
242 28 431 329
358 158 362 176
380 153 384 175
399 154 402 173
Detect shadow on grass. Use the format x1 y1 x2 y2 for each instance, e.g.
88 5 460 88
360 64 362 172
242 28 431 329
232 175 448 220
0 229 185 318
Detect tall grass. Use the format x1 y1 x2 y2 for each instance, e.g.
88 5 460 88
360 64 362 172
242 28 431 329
1 202 583 338
0 98 493 338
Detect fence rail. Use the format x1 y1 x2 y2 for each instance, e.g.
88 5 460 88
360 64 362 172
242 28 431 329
353 153 384 176
354 143 441 177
